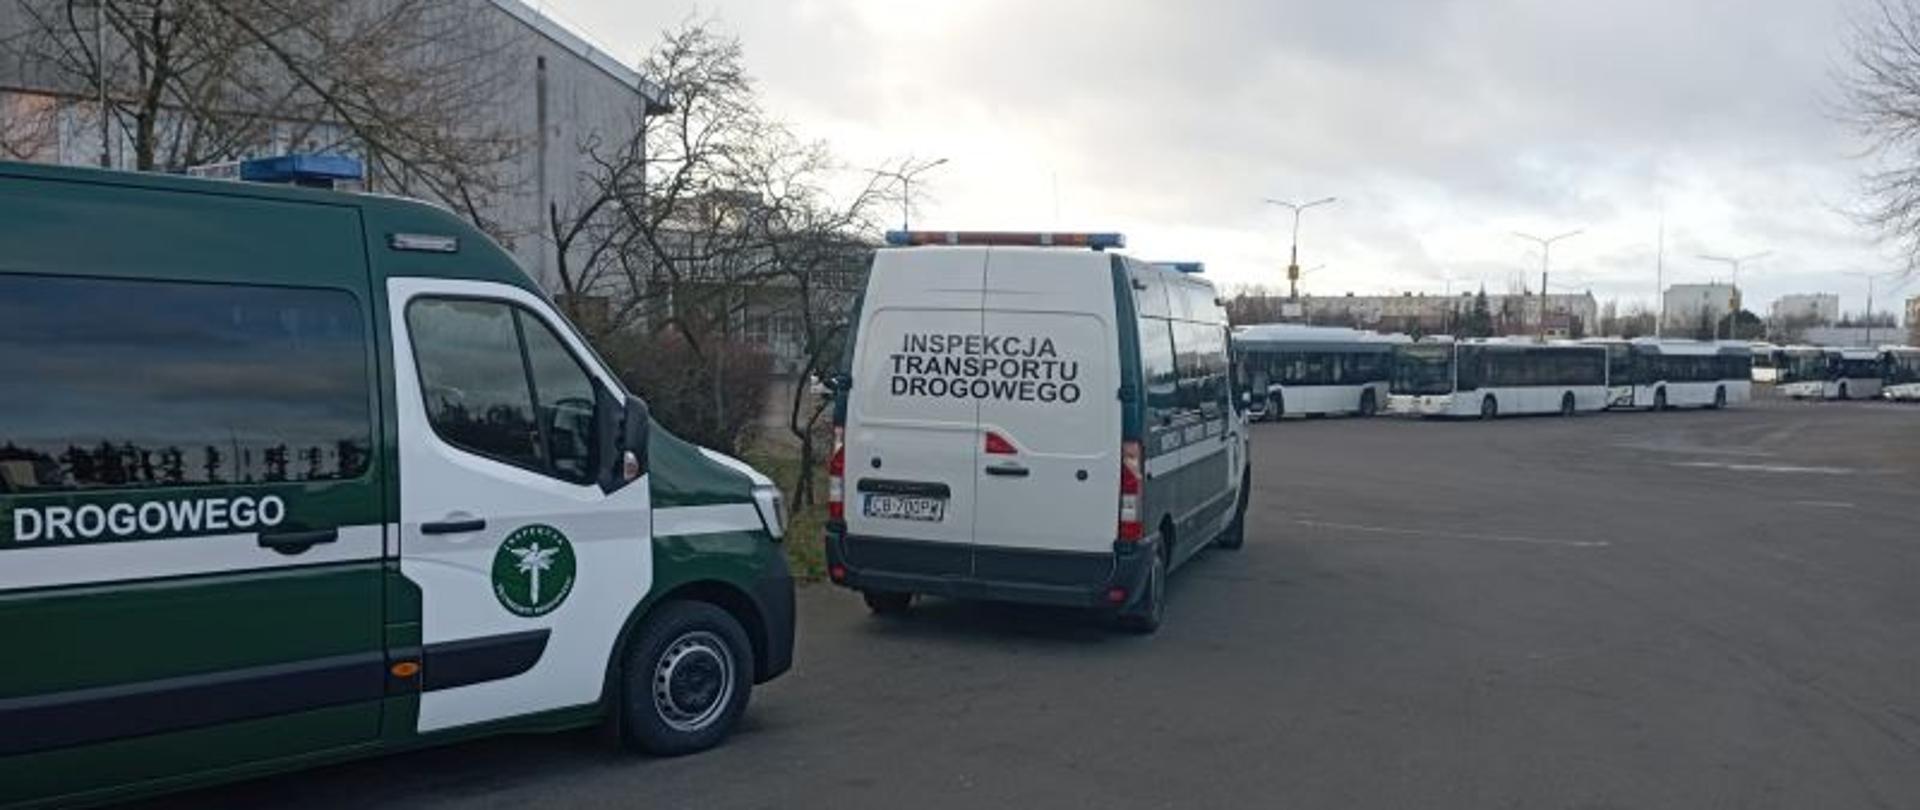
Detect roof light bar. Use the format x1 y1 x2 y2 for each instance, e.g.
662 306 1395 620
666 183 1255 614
239 154 365 189
885 230 1126 250
1155 261 1206 274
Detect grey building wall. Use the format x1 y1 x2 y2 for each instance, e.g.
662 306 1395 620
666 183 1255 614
0 0 665 292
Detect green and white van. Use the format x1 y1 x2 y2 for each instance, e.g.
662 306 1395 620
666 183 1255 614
822 231 1251 633
0 161 794 807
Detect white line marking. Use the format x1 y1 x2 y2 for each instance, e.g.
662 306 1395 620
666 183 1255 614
1292 520 1609 549
1791 500 1856 509
1670 461 1856 475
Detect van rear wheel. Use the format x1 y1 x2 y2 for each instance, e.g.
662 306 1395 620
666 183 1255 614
620 601 753 756
861 590 914 615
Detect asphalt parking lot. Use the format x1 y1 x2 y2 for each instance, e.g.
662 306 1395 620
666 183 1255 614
141 396 1920 810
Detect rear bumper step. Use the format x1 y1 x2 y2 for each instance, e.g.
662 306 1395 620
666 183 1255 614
825 530 1153 609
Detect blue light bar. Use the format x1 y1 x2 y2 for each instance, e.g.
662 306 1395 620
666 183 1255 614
1155 261 1206 274
885 230 1127 250
239 154 365 189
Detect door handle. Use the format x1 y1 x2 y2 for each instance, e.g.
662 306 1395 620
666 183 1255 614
258 528 339 555
421 518 488 535
984 464 1030 478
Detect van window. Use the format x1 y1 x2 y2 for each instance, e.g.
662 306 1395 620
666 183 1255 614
407 298 601 483
0 274 372 493
1139 318 1179 422
1132 266 1172 319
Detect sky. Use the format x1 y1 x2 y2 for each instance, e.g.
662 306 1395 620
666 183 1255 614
534 0 1917 320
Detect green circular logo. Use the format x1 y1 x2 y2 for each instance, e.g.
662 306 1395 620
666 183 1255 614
491 524 577 617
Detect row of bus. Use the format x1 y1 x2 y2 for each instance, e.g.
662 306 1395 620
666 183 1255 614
1233 324 1920 419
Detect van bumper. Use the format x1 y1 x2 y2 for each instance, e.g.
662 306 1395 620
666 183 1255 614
752 569 796 683
824 528 1153 609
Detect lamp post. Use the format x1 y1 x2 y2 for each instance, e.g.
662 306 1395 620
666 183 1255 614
880 157 948 232
1697 250 1769 341
1512 229 1583 340
1265 196 1337 299
1843 269 1901 345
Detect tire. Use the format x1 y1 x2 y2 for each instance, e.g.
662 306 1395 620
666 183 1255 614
1116 543 1167 634
620 601 753 756
1838 383 1850 401
1480 395 1498 420
1215 476 1250 551
861 589 913 615
1269 393 1285 421
1654 388 1668 411
1358 390 1378 417
1559 392 1576 416
1713 387 1727 409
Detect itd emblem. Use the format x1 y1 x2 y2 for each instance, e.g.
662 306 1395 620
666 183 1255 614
491 524 577 617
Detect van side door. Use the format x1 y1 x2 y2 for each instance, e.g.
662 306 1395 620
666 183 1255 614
0 183 385 803
388 278 650 733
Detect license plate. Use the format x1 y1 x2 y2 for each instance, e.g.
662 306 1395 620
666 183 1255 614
863 493 946 522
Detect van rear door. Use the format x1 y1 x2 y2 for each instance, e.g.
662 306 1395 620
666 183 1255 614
973 250 1121 558
843 249 984 557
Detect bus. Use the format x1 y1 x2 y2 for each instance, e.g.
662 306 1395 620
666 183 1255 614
1749 342 1785 384
1589 339 1752 410
1777 347 1885 400
1233 325 1410 419
1883 346 1920 401
1388 338 1610 418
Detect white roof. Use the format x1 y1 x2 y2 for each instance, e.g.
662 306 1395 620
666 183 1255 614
1233 324 1409 344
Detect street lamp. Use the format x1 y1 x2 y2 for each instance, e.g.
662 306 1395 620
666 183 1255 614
1512 229 1583 340
880 157 949 232
1842 269 1903 345
1265 196 1337 300
1697 250 1770 341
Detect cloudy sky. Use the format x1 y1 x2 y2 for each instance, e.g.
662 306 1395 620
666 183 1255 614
539 0 1914 318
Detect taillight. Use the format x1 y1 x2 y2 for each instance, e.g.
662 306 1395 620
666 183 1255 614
984 430 1017 455
827 426 846 522
1118 440 1143 542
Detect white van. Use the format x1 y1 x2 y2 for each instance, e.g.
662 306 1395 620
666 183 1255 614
821 231 1252 633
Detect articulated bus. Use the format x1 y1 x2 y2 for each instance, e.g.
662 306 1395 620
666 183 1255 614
1884 347 1920 401
1388 338 1609 418
1587 339 1752 410
1777 346 1885 400
1233 325 1409 419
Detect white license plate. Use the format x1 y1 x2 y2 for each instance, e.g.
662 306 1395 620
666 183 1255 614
863 493 946 522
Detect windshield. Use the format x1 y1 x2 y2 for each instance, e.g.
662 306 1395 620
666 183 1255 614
1779 351 1827 383
1390 344 1454 395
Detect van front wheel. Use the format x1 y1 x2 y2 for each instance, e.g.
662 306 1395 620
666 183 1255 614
620 601 753 756
1216 477 1250 551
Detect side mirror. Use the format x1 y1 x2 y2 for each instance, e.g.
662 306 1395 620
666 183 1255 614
621 395 651 483
597 389 650 492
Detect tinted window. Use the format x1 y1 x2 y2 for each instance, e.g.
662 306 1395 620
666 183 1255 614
521 315 600 482
0 274 371 493
1132 265 1172 319
409 299 543 471
1138 318 1179 421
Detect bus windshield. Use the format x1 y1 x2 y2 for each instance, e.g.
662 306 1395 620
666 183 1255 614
1391 344 1454 395
1779 351 1826 383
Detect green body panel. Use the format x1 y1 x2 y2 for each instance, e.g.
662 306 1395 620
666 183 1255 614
0 563 383 697
648 427 758 508
3 705 376 809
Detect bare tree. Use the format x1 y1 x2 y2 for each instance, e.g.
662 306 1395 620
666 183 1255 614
1842 0 1920 274
2 0 524 236
545 22 894 472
